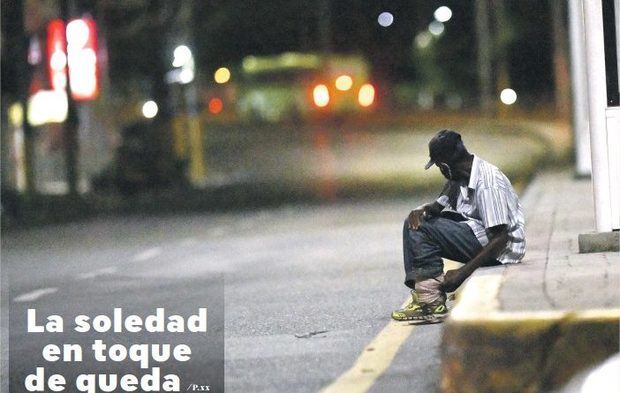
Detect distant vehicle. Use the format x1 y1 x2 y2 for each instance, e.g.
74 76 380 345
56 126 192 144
236 52 376 122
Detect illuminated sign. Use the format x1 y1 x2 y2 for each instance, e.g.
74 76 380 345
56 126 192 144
46 17 99 101
47 19 67 91
67 17 99 101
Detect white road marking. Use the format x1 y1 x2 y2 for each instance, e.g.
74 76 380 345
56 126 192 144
131 247 162 262
13 287 58 302
75 266 118 280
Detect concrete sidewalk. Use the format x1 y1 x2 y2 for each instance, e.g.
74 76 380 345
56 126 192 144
441 171 619 393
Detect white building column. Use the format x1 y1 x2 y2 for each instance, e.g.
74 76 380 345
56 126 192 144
616 0 620 93
582 0 613 232
568 0 591 176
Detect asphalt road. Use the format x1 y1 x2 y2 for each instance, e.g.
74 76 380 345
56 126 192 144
2 195 446 393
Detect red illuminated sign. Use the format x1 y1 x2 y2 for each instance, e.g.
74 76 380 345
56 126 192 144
46 17 100 101
47 19 67 91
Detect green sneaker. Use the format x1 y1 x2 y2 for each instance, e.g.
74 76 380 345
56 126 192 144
405 302 449 324
391 291 421 321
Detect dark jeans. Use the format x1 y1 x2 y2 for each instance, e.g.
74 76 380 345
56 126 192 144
402 217 493 289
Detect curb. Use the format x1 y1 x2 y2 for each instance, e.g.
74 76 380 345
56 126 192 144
439 172 620 393
440 273 619 393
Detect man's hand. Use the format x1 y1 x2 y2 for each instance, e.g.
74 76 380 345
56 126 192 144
442 269 467 293
407 201 444 230
407 207 426 230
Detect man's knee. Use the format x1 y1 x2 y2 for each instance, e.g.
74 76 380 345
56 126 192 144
403 218 423 239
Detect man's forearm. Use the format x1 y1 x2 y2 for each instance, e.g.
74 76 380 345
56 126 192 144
460 231 509 277
442 231 509 292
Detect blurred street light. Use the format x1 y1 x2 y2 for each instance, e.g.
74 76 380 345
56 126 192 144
378 12 394 27
428 21 445 36
500 88 517 105
27 90 68 126
179 68 195 84
170 40 204 186
172 45 192 68
169 45 195 84
214 67 231 84
415 32 433 49
142 100 159 118
434 6 453 23
8 103 24 127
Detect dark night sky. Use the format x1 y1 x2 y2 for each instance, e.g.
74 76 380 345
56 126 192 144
186 0 555 95
1 1 557 101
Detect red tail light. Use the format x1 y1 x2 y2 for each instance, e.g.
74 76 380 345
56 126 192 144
209 97 223 114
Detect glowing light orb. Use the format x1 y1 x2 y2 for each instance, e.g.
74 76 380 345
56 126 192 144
378 12 394 27
142 100 158 118
500 88 517 105
335 75 353 91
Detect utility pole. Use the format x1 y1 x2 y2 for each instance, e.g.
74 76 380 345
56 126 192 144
568 0 591 176
146 0 178 186
550 0 571 118
475 0 494 115
60 0 80 196
493 0 512 118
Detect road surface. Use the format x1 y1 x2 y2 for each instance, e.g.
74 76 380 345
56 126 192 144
3 196 447 393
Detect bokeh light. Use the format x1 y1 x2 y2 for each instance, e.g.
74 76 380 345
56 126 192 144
27 91 68 126
142 100 158 118
179 68 194 84
358 84 375 107
313 84 330 107
434 6 453 23
209 98 224 114
415 32 433 49
335 75 353 91
377 12 394 27
172 45 192 67
8 103 24 127
66 19 90 48
428 21 445 36
500 88 518 105
50 50 67 71
214 67 231 84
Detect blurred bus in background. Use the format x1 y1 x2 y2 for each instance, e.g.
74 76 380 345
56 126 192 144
236 52 376 122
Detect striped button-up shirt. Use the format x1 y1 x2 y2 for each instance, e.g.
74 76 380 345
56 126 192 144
435 155 526 264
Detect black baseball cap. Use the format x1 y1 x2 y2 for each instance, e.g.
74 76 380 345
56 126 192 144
424 129 464 170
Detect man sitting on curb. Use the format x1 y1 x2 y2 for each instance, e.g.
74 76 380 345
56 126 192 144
392 129 526 323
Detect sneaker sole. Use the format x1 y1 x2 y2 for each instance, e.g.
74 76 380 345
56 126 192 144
392 313 448 323
408 315 447 325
